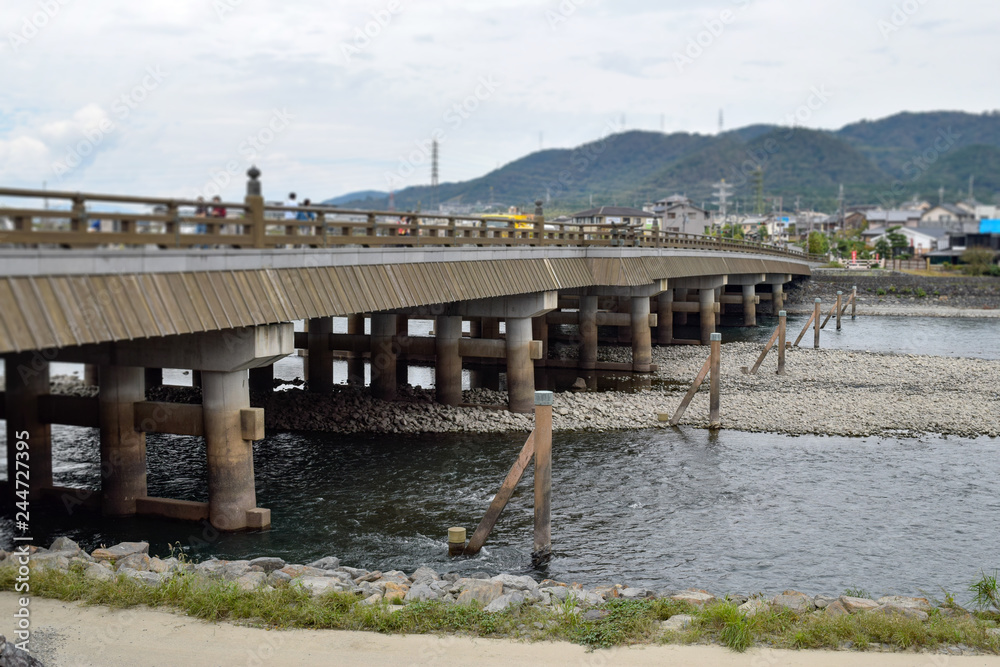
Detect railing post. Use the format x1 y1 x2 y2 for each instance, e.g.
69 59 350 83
532 390 553 566
167 201 181 247
533 199 544 245
70 195 86 233
245 166 266 248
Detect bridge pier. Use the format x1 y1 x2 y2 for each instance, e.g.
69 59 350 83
700 289 716 344
249 364 273 397
656 289 674 345
674 288 689 326
505 317 534 413
743 285 757 326
4 353 52 500
84 364 99 386
579 295 598 371
371 313 398 401
347 314 365 386
532 315 549 367
766 275 790 315
99 365 147 516
396 315 410 386
203 370 260 531
308 316 335 393
631 296 652 372
435 315 463 406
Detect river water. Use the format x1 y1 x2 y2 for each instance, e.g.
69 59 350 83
1 315 998 600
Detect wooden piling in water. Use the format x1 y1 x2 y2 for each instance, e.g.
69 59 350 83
709 333 721 429
836 291 843 331
532 390 553 566
813 298 821 349
777 311 787 375
662 354 711 425
448 527 467 556
851 286 857 320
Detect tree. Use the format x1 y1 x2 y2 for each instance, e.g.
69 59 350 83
961 246 997 276
873 237 890 259
886 226 909 257
807 231 829 255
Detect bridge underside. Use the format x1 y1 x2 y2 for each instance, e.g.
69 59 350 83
0 248 810 531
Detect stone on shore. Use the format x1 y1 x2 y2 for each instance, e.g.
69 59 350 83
738 598 771 617
410 566 440 585
249 557 286 573
491 574 538 591
404 582 440 603
84 563 115 582
236 572 268 591
824 600 850 618
671 589 716 606
0 634 45 667
485 591 527 613
49 537 82 556
92 542 149 563
660 614 694 632
839 596 879 613
382 581 409 603
307 556 341 570
876 595 931 611
772 590 816 613
116 553 151 572
455 579 503 606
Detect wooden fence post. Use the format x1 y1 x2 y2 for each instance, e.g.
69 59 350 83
532 390 553 566
851 286 857 320
813 298 821 349
778 310 786 375
709 332 721 429
836 291 843 331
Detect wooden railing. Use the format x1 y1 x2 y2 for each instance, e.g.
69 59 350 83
0 186 823 262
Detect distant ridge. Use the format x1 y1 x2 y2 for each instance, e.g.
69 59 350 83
328 110 1000 213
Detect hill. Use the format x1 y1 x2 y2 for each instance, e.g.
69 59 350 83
331 111 1000 214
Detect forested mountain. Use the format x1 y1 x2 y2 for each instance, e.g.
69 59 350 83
330 111 1000 214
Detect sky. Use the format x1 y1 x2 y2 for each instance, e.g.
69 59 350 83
1 0 997 206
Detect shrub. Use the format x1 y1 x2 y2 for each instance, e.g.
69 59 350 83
876 288 886 296
916 288 927 298
961 247 997 276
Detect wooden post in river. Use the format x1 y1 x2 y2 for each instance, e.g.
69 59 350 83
777 311 787 375
709 333 721 429
836 291 843 331
813 298 821 349
532 390 553 566
851 285 857 320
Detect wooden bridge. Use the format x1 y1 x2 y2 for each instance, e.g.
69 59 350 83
0 173 816 533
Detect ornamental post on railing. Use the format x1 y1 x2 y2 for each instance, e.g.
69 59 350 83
70 195 86 233
534 199 544 244
245 166 266 248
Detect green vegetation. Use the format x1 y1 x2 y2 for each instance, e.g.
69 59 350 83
970 570 1000 618
843 588 872 599
916 288 927 298
962 247 998 276
5 566 999 654
807 231 830 255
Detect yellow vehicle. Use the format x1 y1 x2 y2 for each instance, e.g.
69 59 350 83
482 207 535 232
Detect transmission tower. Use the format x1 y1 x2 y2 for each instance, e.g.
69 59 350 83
431 140 439 209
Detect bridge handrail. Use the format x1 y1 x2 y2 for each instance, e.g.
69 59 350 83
0 186 822 262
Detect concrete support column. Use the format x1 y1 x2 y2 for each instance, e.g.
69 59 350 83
435 315 463 406
192 370 202 388
579 295 598 371
347 314 365 386
674 288 689 325
616 297 632 344
370 313 398 401
468 318 482 338
532 315 549 367
99 366 147 516
202 370 255 531
84 364 99 386
505 317 535 413
482 318 501 339
307 316 334 393
656 289 674 345
772 285 785 315
249 365 273 397
742 284 757 327
714 287 722 326
699 288 717 345
5 354 52 500
396 315 410 386
630 296 653 372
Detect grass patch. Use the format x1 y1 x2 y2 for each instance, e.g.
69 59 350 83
2 568 998 654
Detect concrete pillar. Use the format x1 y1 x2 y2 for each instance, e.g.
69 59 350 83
249 365 273 396
532 315 549 367
699 288 716 345
370 313 397 401
630 296 652 372
674 288 689 325
468 318 482 338
435 315 463 406
714 287 722 326
742 284 757 327
505 316 535 413
396 315 410 386
772 284 785 315
99 366 147 516
307 317 334 393
192 370 202 388
656 289 674 345
617 297 631 344
202 370 255 531
482 317 501 339
579 295 598 371
347 314 365 386
5 354 52 499
84 364 99 386
144 367 163 388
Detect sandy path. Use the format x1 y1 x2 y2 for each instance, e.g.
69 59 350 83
4 594 997 667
